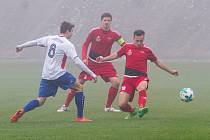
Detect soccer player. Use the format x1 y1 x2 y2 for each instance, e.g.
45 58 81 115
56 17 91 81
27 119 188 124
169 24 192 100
57 12 126 113
96 29 179 119
10 21 97 123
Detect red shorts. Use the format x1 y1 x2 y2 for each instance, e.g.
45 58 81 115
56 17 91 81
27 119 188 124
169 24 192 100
120 76 149 94
79 59 117 82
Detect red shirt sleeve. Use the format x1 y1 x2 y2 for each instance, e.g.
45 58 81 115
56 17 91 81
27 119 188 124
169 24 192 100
82 30 94 60
114 31 126 47
117 44 126 57
147 49 157 62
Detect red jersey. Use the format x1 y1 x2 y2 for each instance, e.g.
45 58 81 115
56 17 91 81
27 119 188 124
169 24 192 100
117 43 157 76
82 27 122 60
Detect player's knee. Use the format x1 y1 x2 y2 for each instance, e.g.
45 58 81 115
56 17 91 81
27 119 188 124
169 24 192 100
78 78 86 85
137 84 148 92
73 82 83 92
138 87 147 93
128 94 134 102
67 89 76 95
119 103 126 111
112 79 120 88
137 81 148 91
38 100 45 106
119 101 126 110
37 97 46 106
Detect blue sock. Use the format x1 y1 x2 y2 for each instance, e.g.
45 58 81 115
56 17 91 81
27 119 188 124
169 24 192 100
75 92 84 118
23 99 39 112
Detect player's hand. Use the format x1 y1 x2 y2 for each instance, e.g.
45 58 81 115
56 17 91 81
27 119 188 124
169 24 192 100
16 46 23 52
171 70 179 76
92 76 97 83
82 58 88 65
96 56 104 63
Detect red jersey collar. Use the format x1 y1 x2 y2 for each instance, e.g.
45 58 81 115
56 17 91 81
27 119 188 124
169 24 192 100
133 43 145 49
99 27 111 33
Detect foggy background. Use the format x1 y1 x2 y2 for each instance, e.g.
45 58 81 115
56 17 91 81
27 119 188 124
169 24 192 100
0 0 210 61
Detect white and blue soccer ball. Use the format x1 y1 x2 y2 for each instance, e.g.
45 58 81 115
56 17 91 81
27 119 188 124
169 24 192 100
179 88 194 102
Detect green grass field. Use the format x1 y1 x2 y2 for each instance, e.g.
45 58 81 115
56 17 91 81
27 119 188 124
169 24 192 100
0 60 210 140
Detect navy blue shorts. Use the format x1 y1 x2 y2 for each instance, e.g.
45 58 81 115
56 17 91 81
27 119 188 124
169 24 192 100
38 72 76 97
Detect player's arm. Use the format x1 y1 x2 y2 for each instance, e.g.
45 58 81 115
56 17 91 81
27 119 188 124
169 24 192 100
96 52 120 63
16 36 47 52
16 40 38 52
73 57 97 82
153 59 179 76
97 43 126 63
67 43 97 82
81 31 93 64
116 37 126 47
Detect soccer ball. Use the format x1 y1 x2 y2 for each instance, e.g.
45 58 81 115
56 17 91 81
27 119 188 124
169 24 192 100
179 88 194 102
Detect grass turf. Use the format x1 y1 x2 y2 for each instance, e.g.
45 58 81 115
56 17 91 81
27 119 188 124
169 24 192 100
0 60 210 140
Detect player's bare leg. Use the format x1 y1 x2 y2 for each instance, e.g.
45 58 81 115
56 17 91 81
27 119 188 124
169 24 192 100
119 92 137 119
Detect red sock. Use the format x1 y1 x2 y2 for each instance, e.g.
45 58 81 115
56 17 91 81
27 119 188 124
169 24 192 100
138 90 147 108
121 104 134 113
106 87 118 108
64 89 75 107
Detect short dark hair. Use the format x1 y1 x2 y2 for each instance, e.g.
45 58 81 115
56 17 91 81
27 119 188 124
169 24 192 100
60 21 75 34
134 30 145 37
101 12 112 21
